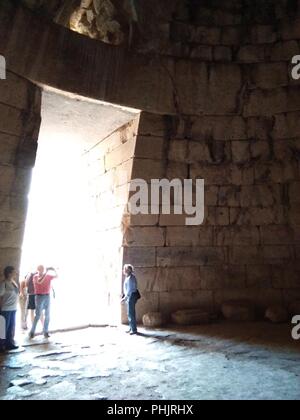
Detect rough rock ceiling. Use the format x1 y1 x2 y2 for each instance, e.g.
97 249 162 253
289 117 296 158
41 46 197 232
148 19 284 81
20 0 162 46
20 0 181 48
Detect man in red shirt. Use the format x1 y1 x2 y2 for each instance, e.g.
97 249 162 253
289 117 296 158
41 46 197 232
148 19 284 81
29 265 58 339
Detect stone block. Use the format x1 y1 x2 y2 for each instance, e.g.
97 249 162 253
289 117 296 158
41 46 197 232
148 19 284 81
282 18 300 40
166 162 188 180
206 64 242 114
230 207 285 226
135 292 160 323
0 71 30 110
171 309 211 326
289 301 300 316
151 267 201 292
175 61 208 115
218 186 241 207
263 245 292 263
272 112 300 140
159 212 190 227
216 226 260 246
159 290 214 316
205 186 219 206
251 25 277 44
221 27 242 45
244 88 288 117
123 227 165 247
0 247 22 275
206 207 230 226
191 116 247 141
240 185 279 208
142 312 164 328
190 164 231 186
132 159 165 181
265 306 289 323
230 246 262 264
166 226 213 247
260 226 294 245
157 246 226 267
251 63 288 89
0 104 24 137
135 136 165 160
289 182 300 204
123 247 156 268
138 113 165 137
190 46 212 60
169 139 188 162
250 141 270 160
105 138 135 171
0 134 20 165
246 265 272 288
0 221 24 249
237 45 265 63
216 289 282 309
222 301 256 321
232 141 250 163
128 213 159 227
214 46 232 61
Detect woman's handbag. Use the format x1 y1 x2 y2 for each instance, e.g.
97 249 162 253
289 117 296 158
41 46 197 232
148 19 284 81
135 290 141 300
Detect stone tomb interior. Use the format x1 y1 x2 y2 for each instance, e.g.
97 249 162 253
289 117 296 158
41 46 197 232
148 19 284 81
0 0 300 401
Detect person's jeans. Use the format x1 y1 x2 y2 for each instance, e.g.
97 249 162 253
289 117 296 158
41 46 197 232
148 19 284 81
0 311 16 348
127 294 138 333
30 295 50 335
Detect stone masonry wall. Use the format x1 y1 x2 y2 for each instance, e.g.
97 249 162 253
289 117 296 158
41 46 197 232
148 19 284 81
84 115 140 324
124 102 300 320
0 71 41 279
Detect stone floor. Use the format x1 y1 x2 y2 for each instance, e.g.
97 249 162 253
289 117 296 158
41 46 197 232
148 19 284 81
0 322 300 400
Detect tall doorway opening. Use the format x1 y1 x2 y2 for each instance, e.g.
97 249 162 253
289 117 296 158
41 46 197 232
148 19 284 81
20 88 139 331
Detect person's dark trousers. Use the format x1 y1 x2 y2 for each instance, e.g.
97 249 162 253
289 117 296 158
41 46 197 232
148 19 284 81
127 294 138 333
0 311 17 349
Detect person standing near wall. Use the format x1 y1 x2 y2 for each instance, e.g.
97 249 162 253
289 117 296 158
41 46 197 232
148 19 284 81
29 266 58 340
19 275 28 330
121 264 140 336
0 266 19 352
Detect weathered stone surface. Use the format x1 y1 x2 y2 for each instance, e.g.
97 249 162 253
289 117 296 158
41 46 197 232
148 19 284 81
159 290 214 315
123 227 165 247
157 247 226 267
289 301 300 316
222 301 256 322
251 63 288 89
166 227 213 247
246 265 272 288
148 267 201 293
171 309 211 326
123 247 156 268
143 312 164 328
216 227 260 246
265 306 289 323
135 136 165 160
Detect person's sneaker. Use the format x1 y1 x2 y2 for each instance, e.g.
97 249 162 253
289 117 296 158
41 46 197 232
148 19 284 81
44 333 50 339
29 333 35 340
130 331 138 336
6 344 19 351
125 330 132 334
